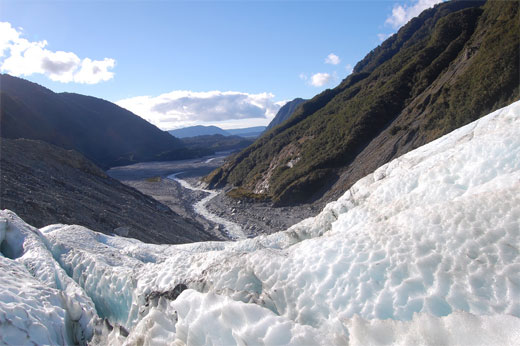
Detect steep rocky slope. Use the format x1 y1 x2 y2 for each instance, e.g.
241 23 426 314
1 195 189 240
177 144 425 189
0 74 194 169
265 98 306 132
206 0 519 206
0 138 217 244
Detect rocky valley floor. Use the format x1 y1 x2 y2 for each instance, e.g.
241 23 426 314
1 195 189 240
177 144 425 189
108 155 319 239
0 139 213 245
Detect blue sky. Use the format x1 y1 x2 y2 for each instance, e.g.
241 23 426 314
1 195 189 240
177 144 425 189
0 0 441 130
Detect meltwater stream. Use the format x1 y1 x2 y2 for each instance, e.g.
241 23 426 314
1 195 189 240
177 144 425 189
167 172 245 240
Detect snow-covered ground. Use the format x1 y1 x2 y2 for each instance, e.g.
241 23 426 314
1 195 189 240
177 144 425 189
1 100 520 345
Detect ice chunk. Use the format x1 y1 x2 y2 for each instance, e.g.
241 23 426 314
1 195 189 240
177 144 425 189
0 211 99 345
133 289 329 346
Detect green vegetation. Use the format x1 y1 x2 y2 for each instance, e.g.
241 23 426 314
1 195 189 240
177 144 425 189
145 176 162 183
207 1 519 205
226 188 270 202
181 135 254 154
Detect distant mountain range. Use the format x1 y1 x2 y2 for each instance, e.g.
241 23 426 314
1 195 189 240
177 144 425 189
0 74 200 169
168 100 307 140
206 0 519 206
169 125 229 138
181 135 255 154
0 138 216 244
168 125 266 138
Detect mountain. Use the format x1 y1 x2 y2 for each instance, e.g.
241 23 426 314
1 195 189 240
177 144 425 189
265 98 306 132
225 126 266 138
0 74 195 169
206 0 519 206
2 99 519 344
169 125 266 138
168 125 230 138
0 138 216 244
181 134 255 154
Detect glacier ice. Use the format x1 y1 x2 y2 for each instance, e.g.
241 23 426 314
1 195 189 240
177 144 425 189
0 213 97 345
1 100 520 345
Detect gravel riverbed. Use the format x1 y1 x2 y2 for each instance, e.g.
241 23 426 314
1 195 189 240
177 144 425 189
107 155 319 240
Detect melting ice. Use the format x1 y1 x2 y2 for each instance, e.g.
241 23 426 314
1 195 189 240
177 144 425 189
1 100 520 345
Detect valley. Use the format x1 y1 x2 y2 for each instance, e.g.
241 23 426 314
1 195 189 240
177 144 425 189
168 172 245 239
107 153 318 239
1 0 519 344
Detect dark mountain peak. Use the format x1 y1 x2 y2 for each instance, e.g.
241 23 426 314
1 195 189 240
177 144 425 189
352 0 485 75
0 75 195 169
1 73 55 96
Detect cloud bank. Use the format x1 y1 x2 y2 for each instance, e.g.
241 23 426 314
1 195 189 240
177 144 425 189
325 53 340 65
117 90 284 130
0 22 115 84
385 0 443 29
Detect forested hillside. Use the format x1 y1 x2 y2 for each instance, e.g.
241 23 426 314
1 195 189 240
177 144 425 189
206 0 519 206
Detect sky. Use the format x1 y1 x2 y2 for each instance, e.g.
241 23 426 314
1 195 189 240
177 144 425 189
0 0 442 130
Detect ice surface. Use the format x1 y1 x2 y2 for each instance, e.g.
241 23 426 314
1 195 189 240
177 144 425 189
0 212 98 345
0 218 6 249
1 100 520 345
345 311 520 346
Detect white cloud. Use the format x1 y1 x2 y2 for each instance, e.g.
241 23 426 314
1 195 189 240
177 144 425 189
386 0 443 29
116 90 283 130
299 73 308 81
74 58 115 84
310 73 331 87
325 53 340 65
345 64 353 74
0 21 115 84
275 100 290 108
